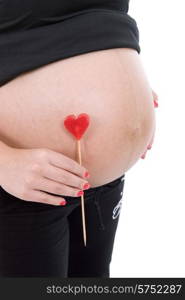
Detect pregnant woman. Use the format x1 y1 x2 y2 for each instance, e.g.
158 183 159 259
0 1 157 277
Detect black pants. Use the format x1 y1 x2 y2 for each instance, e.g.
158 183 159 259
0 173 125 277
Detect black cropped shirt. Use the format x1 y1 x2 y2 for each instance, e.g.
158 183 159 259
0 0 140 87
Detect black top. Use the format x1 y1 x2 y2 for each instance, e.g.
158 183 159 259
0 0 140 87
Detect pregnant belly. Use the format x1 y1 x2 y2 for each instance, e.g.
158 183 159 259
0 48 155 187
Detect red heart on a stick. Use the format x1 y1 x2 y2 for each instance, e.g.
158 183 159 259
63 113 90 140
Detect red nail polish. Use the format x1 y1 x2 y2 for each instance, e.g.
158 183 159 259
60 200 66 205
77 190 84 197
154 99 158 108
83 183 91 190
147 144 152 150
84 171 90 178
141 151 147 159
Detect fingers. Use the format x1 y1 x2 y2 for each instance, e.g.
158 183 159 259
48 150 89 179
152 89 158 100
42 164 90 190
141 149 147 159
154 99 158 108
26 189 67 206
141 88 158 159
34 176 84 198
141 128 155 159
152 89 159 108
147 131 155 150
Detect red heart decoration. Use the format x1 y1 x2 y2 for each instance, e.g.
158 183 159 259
63 113 90 140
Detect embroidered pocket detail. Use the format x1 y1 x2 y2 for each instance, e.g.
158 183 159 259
93 178 125 230
112 198 123 220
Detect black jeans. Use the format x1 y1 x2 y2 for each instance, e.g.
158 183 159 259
0 173 125 277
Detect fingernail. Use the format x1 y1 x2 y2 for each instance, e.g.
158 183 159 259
141 153 146 159
83 183 91 190
84 171 90 178
147 144 152 150
60 200 66 205
77 190 84 197
154 99 158 108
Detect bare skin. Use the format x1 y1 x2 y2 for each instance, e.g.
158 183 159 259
0 48 156 204
0 143 90 205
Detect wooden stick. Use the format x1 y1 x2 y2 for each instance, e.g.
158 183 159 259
77 139 87 246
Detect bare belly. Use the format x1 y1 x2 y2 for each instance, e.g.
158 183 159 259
0 48 156 187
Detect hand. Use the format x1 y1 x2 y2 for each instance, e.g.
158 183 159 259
0 147 90 205
152 89 159 108
140 89 159 159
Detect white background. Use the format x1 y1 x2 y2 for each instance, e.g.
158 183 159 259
111 0 185 277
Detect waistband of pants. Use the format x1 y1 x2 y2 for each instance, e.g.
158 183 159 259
58 173 126 201
0 173 125 206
